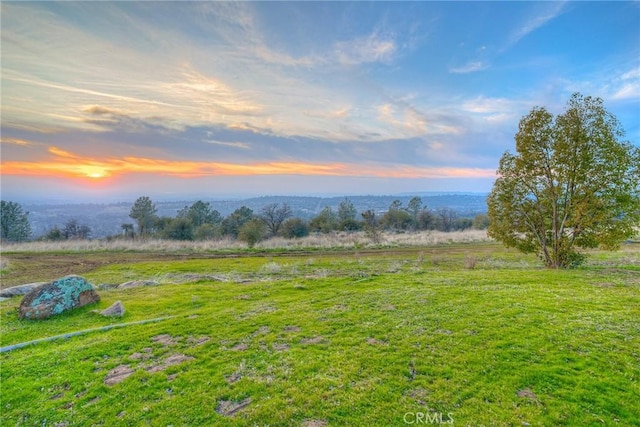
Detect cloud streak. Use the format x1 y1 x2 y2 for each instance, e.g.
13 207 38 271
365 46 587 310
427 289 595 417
1 147 496 181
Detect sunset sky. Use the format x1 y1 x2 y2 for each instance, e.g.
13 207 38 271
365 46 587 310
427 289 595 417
1 1 638 202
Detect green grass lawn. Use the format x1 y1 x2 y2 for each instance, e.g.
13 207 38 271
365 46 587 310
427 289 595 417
1 243 639 426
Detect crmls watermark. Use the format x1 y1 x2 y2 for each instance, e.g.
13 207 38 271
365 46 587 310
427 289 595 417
403 411 454 424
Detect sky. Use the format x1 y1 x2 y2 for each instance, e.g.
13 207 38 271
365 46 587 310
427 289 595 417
1 1 639 202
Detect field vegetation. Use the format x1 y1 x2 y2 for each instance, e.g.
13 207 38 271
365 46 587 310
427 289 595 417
1 236 638 426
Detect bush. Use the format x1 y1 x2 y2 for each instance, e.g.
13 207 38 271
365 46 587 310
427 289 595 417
193 223 219 240
238 219 266 248
280 218 309 239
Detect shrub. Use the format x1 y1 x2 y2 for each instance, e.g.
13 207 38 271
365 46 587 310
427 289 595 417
238 218 266 248
280 218 309 239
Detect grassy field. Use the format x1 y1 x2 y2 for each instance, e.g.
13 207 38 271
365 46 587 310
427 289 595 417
1 241 639 426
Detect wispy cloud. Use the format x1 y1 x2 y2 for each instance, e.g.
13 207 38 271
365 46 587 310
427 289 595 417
611 66 640 100
334 32 397 65
504 2 566 51
449 61 488 74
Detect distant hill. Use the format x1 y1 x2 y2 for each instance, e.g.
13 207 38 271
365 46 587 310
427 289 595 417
23 193 488 239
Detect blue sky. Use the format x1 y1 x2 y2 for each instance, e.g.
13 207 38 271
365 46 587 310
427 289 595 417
1 1 638 202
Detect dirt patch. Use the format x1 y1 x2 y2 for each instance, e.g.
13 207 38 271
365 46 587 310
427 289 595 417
406 388 429 405
231 343 249 351
129 347 153 361
239 303 277 319
151 334 180 346
516 388 538 400
301 336 326 345
146 353 195 374
284 325 301 333
301 420 328 427
225 372 242 384
104 365 135 386
381 304 396 311
216 398 252 417
367 338 388 346
272 343 290 351
186 335 210 346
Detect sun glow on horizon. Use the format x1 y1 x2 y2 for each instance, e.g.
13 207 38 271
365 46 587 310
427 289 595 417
0 146 497 183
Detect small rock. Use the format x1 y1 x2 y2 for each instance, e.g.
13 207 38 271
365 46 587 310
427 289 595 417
100 301 125 317
0 282 47 298
19 275 99 320
118 280 159 289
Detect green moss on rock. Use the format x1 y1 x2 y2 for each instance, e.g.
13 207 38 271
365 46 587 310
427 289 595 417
18 275 100 320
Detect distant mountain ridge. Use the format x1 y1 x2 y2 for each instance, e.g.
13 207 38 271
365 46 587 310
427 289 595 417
23 193 489 239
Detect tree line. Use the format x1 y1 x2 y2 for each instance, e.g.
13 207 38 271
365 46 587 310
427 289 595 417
123 196 489 247
0 197 489 246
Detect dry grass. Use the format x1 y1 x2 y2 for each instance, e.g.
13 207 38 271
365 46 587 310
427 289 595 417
1 230 491 253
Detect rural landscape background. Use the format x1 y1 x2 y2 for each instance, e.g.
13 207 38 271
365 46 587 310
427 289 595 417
1 1 639 426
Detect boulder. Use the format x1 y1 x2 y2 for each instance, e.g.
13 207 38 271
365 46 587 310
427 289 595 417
100 300 125 317
0 282 47 298
19 275 100 320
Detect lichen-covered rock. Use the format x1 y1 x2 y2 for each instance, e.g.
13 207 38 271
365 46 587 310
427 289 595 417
100 300 125 317
19 275 100 320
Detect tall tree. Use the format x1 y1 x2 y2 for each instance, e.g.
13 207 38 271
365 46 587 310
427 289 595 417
488 93 640 268
381 200 412 230
259 203 292 236
222 206 254 238
309 206 338 233
178 201 221 227
337 198 357 222
407 196 423 222
129 196 158 236
337 197 361 231
0 201 31 242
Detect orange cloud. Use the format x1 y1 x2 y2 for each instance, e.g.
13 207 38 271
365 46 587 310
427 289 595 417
1 146 496 181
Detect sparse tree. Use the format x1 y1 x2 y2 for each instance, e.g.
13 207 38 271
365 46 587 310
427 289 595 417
488 93 640 268
62 219 91 240
361 209 382 243
381 200 412 231
259 203 292 236
44 226 64 241
238 218 266 248
129 196 158 236
436 208 457 232
336 198 358 230
0 201 31 242
406 196 423 229
121 223 135 238
309 206 338 233
416 210 435 230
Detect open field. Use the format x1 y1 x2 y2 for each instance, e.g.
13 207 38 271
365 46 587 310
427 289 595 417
1 241 639 426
